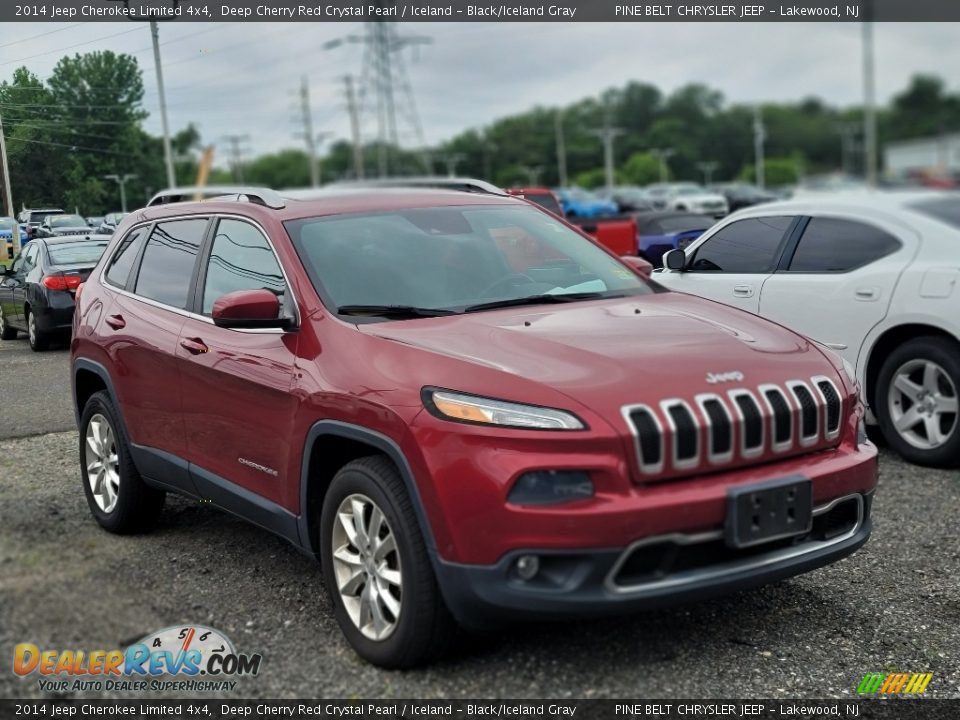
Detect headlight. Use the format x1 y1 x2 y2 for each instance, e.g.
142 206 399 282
423 389 585 430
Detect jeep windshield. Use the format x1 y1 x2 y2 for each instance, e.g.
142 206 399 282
286 204 655 321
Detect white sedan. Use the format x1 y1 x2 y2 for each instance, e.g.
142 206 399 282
655 191 960 468
646 183 729 218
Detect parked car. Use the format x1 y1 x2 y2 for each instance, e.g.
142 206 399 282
97 212 126 235
554 187 619 218
713 183 777 212
71 185 876 668
86 216 105 229
655 191 960 468
17 207 65 239
506 187 639 257
646 183 729 218
1 216 28 259
35 214 95 238
0 234 110 350
604 186 656 213
635 211 715 267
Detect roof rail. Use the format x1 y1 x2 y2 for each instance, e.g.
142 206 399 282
146 186 286 209
324 177 508 196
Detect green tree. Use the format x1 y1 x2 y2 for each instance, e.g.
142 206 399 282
621 152 661 185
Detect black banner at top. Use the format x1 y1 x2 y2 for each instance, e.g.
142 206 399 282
4 0 960 23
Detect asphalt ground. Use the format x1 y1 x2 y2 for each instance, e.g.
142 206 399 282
0 336 958 699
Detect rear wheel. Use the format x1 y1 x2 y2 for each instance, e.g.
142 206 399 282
320 456 457 668
26 309 49 351
80 390 165 533
876 337 960 468
0 306 16 340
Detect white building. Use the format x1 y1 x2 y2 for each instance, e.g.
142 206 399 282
884 134 960 176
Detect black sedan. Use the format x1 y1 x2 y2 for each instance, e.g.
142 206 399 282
34 214 93 239
0 234 110 351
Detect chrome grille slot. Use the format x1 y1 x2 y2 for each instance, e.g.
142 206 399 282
730 390 764 457
788 381 819 446
696 394 734 464
623 405 664 474
761 385 793 451
813 377 842 438
662 400 699 469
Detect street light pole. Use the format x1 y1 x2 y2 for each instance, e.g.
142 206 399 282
862 4 878 188
151 21 176 189
696 161 719 186
104 174 137 214
0 111 15 254
753 106 766 190
650 148 675 184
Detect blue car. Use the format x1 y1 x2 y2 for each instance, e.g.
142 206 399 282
1 217 28 260
636 211 714 267
554 188 618 218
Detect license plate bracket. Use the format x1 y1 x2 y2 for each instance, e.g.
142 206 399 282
726 475 812 548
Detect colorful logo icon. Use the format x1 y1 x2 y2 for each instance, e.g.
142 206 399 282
857 672 933 695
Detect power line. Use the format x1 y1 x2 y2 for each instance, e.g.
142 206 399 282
5 135 132 156
0 23 86 51
0 27 142 68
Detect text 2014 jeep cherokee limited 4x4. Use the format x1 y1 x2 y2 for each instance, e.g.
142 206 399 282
71 185 877 668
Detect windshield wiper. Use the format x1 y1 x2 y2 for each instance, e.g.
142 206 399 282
463 292 621 313
337 304 459 319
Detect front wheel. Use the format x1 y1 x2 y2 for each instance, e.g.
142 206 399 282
876 337 960 467
320 456 457 668
80 390 165 533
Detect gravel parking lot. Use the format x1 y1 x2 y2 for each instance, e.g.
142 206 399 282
1 338 958 699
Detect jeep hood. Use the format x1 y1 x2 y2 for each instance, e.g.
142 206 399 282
360 293 840 414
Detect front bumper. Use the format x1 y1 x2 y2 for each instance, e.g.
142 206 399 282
436 490 872 629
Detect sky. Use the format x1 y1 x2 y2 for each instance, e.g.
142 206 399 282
1 21 958 166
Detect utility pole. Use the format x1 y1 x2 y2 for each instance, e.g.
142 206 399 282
696 161 719 186
862 2 878 187
519 165 542 186
834 122 860 175
104 174 137 214
591 100 624 193
294 77 332 188
221 135 251 184
344 75 364 179
325 20 432 177
753 106 766 190
555 110 568 187
650 148 675 184
0 111 15 254
150 21 176 189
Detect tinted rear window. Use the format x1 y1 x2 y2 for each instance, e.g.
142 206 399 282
48 242 108 265
911 198 960 230
133 219 208 308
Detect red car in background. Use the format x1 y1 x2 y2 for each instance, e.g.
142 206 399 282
71 185 877 668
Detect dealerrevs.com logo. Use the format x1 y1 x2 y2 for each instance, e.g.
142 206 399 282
856 671 933 695
13 625 262 693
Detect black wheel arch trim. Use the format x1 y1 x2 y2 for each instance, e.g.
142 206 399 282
298 420 440 561
72 358 127 432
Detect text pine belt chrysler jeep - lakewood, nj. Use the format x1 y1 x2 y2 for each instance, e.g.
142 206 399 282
70 185 878 667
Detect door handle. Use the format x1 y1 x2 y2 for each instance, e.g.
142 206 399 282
733 284 754 298
105 314 125 330
179 337 209 355
855 287 879 301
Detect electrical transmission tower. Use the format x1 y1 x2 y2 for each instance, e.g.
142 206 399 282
325 19 432 177
221 135 251 183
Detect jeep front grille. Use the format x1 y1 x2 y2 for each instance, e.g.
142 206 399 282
623 376 844 480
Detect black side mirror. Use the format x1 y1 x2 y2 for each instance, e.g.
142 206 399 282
664 249 686 271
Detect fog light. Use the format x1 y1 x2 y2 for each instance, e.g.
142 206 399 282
507 470 593 506
515 555 540 580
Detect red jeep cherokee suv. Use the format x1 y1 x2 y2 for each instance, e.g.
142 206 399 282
71 185 877 667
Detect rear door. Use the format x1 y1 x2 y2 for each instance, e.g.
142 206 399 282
0 251 26 328
662 216 796 314
176 217 300 509
104 218 209 473
759 215 912 368
12 243 40 324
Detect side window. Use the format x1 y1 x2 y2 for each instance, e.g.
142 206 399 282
133 219 208 309
22 244 39 271
689 217 793 273
105 227 147 288
11 253 24 274
201 219 286 315
787 217 901 273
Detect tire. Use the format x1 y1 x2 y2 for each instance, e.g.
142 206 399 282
320 456 457 668
0 306 16 340
26 308 49 351
875 336 960 468
79 390 165 533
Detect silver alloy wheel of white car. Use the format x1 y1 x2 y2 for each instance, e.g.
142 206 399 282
85 413 121 513
27 312 36 346
331 493 403 641
888 358 959 450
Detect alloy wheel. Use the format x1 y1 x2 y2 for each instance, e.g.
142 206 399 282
331 493 403 641
888 358 959 450
27 312 36 345
0 307 6 334
85 413 120 513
